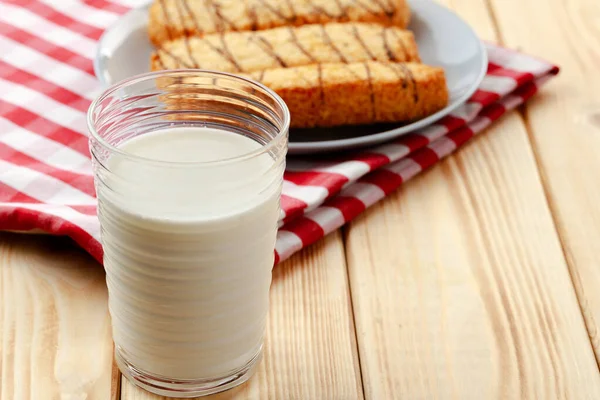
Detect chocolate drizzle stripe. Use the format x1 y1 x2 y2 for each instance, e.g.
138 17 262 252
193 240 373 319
371 0 394 17
350 25 377 60
364 62 376 120
319 26 362 79
218 33 243 71
398 63 419 103
382 27 397 61
182 0 203 35
174 0 199 68
204 0 224 32
320 25 348 63
256 0 294 22
213 2 238 30
348 0 379 16
384 62 407 88
288 27 317 63
284 0 297 21
195 32 242 71
332 0 348 18
158 0 174 41
388 28 408 61
246 3 258 30
252 34 288 67
159 48 194 68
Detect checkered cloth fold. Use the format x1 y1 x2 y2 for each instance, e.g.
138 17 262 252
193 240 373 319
0 0 559 264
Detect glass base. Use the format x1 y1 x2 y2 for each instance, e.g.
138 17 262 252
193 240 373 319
116 347 262 398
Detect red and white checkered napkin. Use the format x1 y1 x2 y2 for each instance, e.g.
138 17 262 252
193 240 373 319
0 1 558 265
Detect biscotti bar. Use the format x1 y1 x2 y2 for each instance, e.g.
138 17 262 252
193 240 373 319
149 0 411 46
151 23 420 73
246 61 448 128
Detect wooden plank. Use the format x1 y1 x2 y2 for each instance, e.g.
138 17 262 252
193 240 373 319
343 0 600 396
121 231 363 400
0 233 114 399
345 110 600 399
486 0 600 363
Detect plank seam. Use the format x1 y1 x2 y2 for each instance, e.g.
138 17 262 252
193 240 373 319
481 0 507 45
519 107 600 371
341 225 367 399
484 0 600 372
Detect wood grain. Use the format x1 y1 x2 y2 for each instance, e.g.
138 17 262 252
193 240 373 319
344 109 600 399
343 0 600 396
0 233 113 400
486 0 600 364
120 231 363 400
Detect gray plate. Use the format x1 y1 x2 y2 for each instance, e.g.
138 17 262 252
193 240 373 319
95 0 487 154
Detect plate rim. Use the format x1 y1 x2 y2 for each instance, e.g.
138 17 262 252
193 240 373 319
94 0 487 154
94 3 151 87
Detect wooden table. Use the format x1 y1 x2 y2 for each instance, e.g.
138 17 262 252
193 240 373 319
2 0 600 398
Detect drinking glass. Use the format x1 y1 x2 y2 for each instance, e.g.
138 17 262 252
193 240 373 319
88 70 289 397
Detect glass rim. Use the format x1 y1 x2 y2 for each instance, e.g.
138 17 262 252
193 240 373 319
87 69 290 167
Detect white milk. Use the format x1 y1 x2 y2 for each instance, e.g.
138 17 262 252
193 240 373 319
97 127 281 380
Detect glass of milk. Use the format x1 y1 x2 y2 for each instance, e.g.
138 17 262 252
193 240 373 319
88 70 289 397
